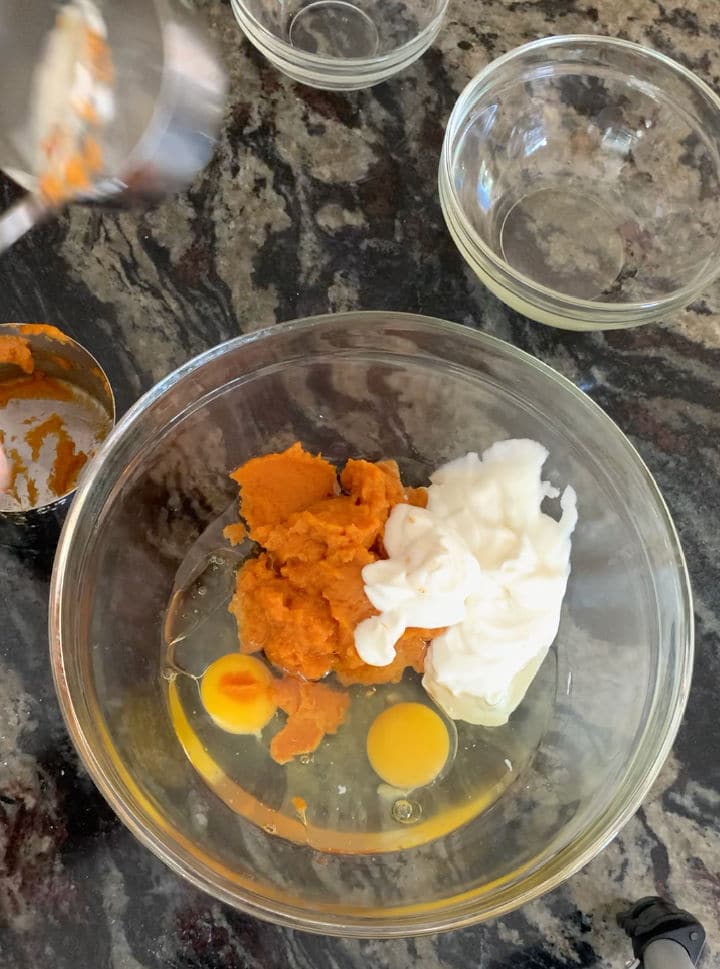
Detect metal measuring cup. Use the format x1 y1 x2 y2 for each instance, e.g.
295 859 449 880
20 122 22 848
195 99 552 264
0 323 116 550
0 0 227 251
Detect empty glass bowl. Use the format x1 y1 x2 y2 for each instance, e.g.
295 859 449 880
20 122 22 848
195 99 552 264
230 0 448 89
49 313 692 935
439 36 720 330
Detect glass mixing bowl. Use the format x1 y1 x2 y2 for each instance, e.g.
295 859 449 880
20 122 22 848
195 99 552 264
439 36 720 330
50 313 692 936
229 0 448 90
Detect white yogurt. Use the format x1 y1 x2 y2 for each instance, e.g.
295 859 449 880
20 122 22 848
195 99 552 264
354 440 578 726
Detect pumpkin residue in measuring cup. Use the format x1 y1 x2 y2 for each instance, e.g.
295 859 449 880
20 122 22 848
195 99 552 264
0 437 29 506
0 325 111 510
25 414 88 497
0 373 73 408
32 0 115 206
18 323 75 344
0 335 34 374
48 437 88 495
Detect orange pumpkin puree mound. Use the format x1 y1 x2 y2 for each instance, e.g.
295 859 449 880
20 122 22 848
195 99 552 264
230 442 337 534
229 443 432 677
270 677 350 766
228 442 438 764
0 335 34 374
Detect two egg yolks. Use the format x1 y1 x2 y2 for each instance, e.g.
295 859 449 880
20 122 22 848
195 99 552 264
201 659 450 792
200 654 277 735
366 702 450 790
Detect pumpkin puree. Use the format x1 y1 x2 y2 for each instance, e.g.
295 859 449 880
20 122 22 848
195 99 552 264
0 335 34 374
222 522 247 546
227 443 439 764
0 372 73 408
17 323 74 344
270 677 350 766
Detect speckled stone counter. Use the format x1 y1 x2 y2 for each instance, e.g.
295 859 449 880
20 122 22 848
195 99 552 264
1 0 719 966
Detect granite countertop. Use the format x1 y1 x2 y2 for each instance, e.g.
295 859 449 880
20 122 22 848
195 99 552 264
1 0 719 966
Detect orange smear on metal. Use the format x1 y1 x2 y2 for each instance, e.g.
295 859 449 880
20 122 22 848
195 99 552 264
83 136 103 173
5 447 27 503
25 413 66 460
0 373 73 407
18 323 73 344
50 353 73 371
86 29 114 84
39 174 64 205
229 443 433 686
270 677 350 766
37 18 112 206
64 155 91 192
48 437 87 497
77 101 100 125
0 335 34 374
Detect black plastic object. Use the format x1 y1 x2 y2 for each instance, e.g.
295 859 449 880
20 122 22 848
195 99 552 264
618 897 706 965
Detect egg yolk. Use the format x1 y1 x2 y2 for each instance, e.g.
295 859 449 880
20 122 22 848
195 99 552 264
366 702 450 790
200 654 277 735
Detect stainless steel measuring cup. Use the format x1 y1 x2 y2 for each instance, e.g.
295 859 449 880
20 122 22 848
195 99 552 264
0 322 116 549
0 0 227 250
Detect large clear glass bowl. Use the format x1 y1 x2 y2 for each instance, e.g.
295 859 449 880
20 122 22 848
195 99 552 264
440 36 720 330
49 313 693 936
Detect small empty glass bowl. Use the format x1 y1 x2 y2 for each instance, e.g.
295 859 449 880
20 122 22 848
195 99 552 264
439 36 720 330
230 0 448 89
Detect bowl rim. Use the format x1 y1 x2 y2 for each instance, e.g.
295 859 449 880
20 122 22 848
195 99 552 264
440 33 720 315
48 311 694 936
230 0 449 69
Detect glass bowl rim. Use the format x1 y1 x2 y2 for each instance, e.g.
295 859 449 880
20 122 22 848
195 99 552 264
439 34 720 315
230 0 449 69
48 311 694 936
